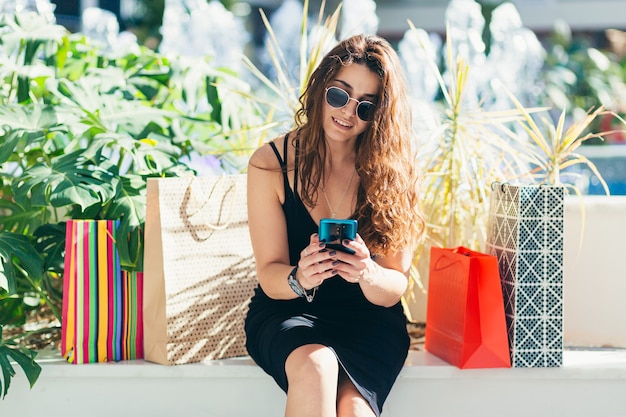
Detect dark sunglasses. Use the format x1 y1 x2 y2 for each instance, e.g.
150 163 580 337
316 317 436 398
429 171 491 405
324 86 376 122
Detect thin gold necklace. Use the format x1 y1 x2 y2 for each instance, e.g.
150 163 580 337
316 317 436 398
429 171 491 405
322 169 356 218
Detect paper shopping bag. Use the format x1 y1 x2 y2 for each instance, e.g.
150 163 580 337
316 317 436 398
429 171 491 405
425 246 511 369
143 174 257 365
486 183 564 367
61 220 144 364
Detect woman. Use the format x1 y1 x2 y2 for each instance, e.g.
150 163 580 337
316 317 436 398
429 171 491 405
244 34 425 417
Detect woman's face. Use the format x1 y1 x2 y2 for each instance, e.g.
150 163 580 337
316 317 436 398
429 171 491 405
322 62 380 144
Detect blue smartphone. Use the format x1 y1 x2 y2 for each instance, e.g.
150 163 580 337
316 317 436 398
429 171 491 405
319 218 357 254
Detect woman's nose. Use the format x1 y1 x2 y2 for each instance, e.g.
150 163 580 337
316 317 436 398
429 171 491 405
341 97 359 117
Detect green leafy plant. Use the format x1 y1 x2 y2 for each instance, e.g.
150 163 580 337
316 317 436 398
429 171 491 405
0 10 263 398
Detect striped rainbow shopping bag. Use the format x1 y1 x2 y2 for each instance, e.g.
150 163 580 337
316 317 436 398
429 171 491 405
61 220 144 364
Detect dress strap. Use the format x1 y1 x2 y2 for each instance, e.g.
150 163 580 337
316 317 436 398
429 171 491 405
269 133 290 192
269 142 284 168
269 133 286 168
277 133 299 195
293 137 300 195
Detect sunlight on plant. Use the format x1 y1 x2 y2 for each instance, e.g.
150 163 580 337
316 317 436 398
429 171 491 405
403 22 546 321
502 83 618 194
402 19 626 322
237 0 341 137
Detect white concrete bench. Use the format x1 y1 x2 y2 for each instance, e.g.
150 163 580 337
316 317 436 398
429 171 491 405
4 348 626 417
5 196 626 416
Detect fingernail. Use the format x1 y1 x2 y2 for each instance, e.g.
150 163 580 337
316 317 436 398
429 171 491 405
329 250 336 256
332 260 339 266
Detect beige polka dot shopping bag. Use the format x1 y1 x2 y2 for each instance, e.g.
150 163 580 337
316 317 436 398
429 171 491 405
143 175 256 365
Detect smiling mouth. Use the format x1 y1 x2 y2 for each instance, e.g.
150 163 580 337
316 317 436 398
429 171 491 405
333 117 353 128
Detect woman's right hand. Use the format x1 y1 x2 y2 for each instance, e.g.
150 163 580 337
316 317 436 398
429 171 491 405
296 233 337 289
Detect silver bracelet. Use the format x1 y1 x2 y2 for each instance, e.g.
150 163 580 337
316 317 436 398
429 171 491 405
287 266 317 302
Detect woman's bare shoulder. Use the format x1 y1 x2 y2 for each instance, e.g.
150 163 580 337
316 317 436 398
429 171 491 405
248 134 287 170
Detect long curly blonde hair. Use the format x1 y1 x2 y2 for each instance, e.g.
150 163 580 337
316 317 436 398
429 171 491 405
294 34 425 256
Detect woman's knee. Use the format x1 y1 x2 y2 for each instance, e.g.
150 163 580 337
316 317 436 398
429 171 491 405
285 344 339 385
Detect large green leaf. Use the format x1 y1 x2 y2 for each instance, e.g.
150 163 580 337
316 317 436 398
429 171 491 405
33 223 66 275
0 232 43 294
0 332 42 400
119 51 173 102
116 219 144 272
49 77 175 138
4 344 41 391
12 150 118 211
0 130 22 165
0 197 48 236
83 133 184 176
206 75 222 122
105 175 146 271
0 103 59 133
0 344 15 399
104 174 145 227
0 292 26 326
0 12 67 62
0 104 66 168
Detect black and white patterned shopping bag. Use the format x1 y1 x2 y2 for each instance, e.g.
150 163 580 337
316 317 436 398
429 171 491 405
486 183 564 367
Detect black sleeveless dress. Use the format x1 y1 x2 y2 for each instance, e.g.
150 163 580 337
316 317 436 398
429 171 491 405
244 136 409 416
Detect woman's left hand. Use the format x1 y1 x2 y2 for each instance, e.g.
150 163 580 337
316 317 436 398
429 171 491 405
330 234 377 284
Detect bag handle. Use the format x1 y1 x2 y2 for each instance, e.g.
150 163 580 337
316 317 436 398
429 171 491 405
181 175 238 240
431 247 470 272
491 181 509 194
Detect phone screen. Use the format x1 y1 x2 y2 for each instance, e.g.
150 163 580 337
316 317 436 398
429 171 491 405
319 218 357 254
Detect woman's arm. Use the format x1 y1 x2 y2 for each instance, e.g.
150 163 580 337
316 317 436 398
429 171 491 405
247 141 300 300
330 236 414 307
360 248 413 307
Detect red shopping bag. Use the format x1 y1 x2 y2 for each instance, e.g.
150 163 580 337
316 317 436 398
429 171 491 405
425 246 510 369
